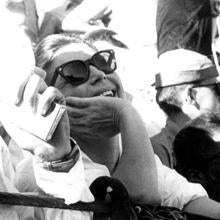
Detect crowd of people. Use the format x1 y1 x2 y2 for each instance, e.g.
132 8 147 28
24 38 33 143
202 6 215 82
2 0 220 219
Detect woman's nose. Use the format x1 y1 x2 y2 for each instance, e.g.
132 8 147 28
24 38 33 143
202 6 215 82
89 66 106 85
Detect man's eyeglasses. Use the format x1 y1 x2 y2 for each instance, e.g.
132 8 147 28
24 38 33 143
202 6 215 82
50 50 117 86
191 81 220 96
192 82 220 89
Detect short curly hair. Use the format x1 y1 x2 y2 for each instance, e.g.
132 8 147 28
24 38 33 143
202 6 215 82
155 84 191 117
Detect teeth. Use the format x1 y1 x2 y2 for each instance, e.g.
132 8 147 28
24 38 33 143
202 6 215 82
100 90 114 97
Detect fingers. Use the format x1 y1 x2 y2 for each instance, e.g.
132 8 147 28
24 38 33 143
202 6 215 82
15 76 30 105
66 106 86 118
110 73 125 99
34 67 46 79
66 96 90 108
15 66 66 117
22 74 46 114
38 87 66 116
15 67 47 106
34 68 48 93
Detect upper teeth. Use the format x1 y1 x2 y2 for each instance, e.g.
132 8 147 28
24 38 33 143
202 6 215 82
100 91 114 97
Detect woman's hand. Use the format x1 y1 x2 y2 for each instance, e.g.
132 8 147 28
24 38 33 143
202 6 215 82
7 67 71 162
65 96 129 140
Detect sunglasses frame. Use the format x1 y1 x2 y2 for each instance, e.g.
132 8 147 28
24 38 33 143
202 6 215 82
50 49 117 86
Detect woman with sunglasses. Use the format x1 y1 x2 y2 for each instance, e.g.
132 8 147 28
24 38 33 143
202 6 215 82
34 33 220 219
35 33 160 204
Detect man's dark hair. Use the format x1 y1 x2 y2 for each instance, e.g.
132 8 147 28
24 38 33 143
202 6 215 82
173 112 220 177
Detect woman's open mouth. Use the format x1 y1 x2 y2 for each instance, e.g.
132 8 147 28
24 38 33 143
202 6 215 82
99 90 115 97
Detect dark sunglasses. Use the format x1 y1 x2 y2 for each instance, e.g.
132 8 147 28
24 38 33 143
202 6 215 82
50 49 117 86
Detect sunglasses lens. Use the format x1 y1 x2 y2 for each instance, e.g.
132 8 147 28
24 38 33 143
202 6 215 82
62 61 88 84
93 51 116 73
55 50 117 86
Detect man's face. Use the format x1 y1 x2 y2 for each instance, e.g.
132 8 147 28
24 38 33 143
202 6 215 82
191 78 220 114
46 42 124 99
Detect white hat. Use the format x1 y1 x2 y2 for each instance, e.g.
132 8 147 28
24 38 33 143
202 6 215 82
155 49 219 89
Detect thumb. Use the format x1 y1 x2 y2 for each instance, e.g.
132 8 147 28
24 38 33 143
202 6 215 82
33 67 46 79
15 67 47 106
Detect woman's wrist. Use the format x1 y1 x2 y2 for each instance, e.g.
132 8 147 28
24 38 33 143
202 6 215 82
34 137 72 163
36 139 80 172
115 101 135 130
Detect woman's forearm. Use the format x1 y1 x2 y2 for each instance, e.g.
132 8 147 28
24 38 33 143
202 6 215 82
113 105 160 204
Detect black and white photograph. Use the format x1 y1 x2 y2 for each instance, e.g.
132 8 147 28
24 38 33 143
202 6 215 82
0 0 220 219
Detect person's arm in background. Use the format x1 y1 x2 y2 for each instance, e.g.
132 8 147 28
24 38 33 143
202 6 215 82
156 155 220 219
157 0 213 57
184 197 220 219
210 0 220 17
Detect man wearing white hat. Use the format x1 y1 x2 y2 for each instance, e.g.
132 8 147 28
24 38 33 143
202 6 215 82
151 48 220 168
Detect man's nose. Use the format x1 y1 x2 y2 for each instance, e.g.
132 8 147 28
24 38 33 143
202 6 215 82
89 66 106 85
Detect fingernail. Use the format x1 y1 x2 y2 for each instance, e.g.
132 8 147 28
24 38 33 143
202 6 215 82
14 98 20 106
41 108 47 116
